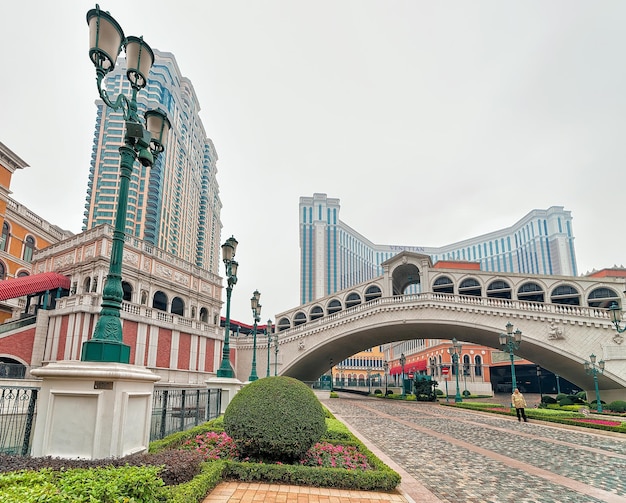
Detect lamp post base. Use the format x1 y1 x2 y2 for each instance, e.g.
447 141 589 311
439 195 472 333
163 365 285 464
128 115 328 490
216 363 235 378
81 340 131 364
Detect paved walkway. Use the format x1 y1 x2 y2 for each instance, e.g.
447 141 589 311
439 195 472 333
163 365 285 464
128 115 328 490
203 392 626 502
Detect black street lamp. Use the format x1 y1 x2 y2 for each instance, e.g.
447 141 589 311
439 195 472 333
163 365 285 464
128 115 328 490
217 236 238 377
448 338 463 402
383 360 389 396
499 322 522 394
400 353 406 398
536 365 543 401
367 367 372 394
82 5 170 363
584 354 605 412
248 290 261 381
273 325 279 376
266 320 272 377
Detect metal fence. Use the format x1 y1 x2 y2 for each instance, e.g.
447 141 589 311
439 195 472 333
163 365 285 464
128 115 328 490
150 387 222 441
0 386 38 455
0 385 222 455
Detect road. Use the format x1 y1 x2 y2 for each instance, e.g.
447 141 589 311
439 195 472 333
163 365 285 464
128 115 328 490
320 392 626 503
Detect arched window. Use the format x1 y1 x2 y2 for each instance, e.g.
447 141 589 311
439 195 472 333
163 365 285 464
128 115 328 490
152 291 168 311
200 307 209 323
17 270 29 278
171 297 184 316
517 282 545 303
23 236 35 262
474 355 483 376
345 292 362 308
327 299 342 315
587 287 620 309
459 278 482 297
294 311 307 326
84 277 91 294
433 276 454 294
463 354 471 375
277 317 291 332
121 281 132 302
310 305 324 321
0 262 5 281
550 284 581 306
1 222 9 252
486 280 512 299
364 285 382 302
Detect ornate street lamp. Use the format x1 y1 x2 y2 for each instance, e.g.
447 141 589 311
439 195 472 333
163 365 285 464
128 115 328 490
217 236 238 377
383 360 389 396
448 338 463 402
273 324 279 376
266 319 273 377
367 367 372 394
609 302 625 343
248 290 261 381
584 354 605 412
82 5 170 363
499 322 522 396
400 353 406 398
536 366 543 401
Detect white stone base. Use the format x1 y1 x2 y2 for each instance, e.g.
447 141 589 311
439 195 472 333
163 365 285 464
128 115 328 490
30 361 160 459
205 377 243 414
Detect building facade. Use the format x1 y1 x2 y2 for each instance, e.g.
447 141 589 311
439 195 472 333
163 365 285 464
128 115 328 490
83 50 222 274
299 193 577 305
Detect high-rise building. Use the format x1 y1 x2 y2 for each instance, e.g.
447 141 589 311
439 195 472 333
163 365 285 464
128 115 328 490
299 193 577 305
83 50 221 274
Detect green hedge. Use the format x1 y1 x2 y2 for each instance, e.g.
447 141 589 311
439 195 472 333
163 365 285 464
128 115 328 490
166 461 226 503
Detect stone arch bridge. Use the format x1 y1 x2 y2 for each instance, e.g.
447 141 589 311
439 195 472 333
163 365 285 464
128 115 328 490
234 252 626 401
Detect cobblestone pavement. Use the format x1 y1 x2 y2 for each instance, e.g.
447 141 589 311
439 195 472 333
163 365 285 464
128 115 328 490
321 393 626 503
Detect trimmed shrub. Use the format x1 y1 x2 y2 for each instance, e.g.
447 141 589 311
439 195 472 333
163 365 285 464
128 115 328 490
223 376 326 463
607 400 626 413
435 389 444 396
374 389 382 395
541 395 557 404
462 390 471 397
576 391 587 400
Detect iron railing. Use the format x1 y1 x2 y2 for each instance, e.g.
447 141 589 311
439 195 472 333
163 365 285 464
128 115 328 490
150 388 221 441
0 385 222 455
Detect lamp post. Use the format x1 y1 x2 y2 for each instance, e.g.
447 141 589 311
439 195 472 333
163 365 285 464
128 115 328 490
273 325 279 376
217 236 238 377
609 302 626 343
536 366 543 401
584 354 605 413
367 367 372 394
499 322 522 395
400 353 406 398
248 290 261 381
383 360 389 396
448 338 463 402
555 373 562 394
266 320 272 377
82 5 170 363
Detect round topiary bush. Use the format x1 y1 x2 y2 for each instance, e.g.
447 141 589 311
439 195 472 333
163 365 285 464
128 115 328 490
541 395 557 404
223 376 326 463
374 389 382 395
607 400 626 413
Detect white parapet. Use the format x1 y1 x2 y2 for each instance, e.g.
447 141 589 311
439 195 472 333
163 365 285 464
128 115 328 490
30 360 160 459
205 376 243 414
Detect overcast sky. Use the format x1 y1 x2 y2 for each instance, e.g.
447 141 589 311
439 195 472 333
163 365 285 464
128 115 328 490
1 1 625 324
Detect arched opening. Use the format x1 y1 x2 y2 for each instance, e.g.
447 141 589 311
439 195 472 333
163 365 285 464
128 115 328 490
1 222 9 252
327 299 342 315
474 355 483 376
587 287 620 309
345 292 362 309
463 354 471 376
121 281 133 302
433 275 454 294
294 311 307 326
23 236 35 262
517 282 545 303
391 263 420 295
550 284 581 306
486 280 512 299
152 291 168 311
84 277 91 294
0 357 26 379
364 285 382 302
0 262 5 281
200 307 208 323
310 305 324 321
16 270 29 278
171 297 185 316
459 278 482 297
277 317 291 332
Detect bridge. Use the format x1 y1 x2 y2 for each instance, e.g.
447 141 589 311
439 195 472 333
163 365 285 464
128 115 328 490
234 252 626 402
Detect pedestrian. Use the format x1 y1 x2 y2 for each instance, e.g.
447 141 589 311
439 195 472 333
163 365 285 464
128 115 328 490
511 388 528 422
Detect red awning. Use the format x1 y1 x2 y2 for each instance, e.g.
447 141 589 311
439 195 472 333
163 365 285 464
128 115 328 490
390 360 427 375
0 272 71 301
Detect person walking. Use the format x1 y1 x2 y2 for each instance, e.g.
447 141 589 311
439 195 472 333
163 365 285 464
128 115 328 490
511 388 528 422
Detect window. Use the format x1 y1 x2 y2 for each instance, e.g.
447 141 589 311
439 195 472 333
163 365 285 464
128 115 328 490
23 236 35 262
0 223 9 252
0 262 5 280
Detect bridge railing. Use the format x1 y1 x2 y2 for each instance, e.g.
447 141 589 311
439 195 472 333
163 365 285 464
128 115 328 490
278 293 613 337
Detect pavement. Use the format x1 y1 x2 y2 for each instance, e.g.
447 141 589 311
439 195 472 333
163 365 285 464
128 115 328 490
203 392 626 502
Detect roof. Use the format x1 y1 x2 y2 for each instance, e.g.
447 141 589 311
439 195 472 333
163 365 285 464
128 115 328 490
0 272 71 301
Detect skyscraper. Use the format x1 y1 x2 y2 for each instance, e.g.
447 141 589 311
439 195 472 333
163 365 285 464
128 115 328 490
299 193 577 304
83 50 222 274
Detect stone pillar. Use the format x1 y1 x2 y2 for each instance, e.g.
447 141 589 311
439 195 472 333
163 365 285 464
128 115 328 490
30 361 160 459
206 376 243 414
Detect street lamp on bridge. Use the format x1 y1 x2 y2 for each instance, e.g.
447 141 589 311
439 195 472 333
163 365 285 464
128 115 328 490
499 322 522 396
448 338 463 402
400 353 406 398
248 290 261 381
217 236 238 377
609 302 626 343
266 319 272 377
584 354 605 413
82 5 171 363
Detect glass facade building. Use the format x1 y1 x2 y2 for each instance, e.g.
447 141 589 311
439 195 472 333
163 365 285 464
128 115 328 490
83 50 222 274
299 193 577 305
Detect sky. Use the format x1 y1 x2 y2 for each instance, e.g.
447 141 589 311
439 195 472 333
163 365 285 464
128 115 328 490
1 1 625 324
